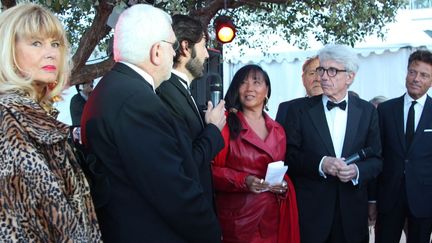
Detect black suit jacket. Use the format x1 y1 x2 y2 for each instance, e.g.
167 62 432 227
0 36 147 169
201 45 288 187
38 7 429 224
70 93 86 126
377 94 432 218
281 94 382 243
81 63 221 243
156 73 224 208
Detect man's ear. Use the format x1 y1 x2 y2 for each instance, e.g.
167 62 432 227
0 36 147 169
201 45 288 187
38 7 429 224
150 43 162 66
180 40 190 57
346 72 355 86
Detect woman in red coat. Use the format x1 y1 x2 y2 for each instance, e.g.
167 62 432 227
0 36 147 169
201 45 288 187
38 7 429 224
212 64 300 243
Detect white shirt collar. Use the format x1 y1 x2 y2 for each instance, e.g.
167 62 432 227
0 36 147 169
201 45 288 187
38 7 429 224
172 69 190 85
322 93 349 110
120 61 155 92
404 92 427 107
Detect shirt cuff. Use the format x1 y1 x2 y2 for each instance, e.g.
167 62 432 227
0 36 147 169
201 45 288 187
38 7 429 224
319 156 327 178
351 164 360 185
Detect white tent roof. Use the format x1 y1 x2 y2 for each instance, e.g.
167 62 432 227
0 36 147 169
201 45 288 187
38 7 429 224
224 12 432 64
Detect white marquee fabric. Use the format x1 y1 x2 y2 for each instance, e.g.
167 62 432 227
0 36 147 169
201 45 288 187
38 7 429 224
223 14 432 119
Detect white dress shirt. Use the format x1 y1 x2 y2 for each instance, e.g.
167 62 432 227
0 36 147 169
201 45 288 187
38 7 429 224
120 61 155 92
404 93 426 134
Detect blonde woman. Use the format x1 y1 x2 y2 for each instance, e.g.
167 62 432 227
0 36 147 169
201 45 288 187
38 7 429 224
0 3 101 242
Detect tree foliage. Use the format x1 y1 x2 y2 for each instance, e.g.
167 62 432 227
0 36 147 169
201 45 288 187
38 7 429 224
0 0 404 85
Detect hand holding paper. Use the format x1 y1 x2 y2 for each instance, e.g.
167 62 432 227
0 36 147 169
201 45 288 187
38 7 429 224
264 161 288 185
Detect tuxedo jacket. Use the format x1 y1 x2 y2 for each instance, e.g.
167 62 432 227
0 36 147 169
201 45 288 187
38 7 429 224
70 93 86 126
81 63 221 243
156 73 224 208
281 94 382 243
377 94 432 218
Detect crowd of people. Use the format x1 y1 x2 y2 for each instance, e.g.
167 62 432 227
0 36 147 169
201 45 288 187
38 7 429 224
1 2 431 243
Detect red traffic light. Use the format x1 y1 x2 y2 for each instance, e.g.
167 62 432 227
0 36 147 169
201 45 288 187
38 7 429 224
214 15 236 44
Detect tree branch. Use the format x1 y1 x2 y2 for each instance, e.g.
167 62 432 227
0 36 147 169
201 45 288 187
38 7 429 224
70 0 115 79
71 56 115 85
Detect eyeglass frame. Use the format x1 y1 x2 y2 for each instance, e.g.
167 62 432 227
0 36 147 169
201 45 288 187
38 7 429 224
316 66 348 77
161 39 180 51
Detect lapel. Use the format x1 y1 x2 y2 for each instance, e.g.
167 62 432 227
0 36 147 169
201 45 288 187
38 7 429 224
341 96 362 157
307 95 335 156
408 95 432 153
171 74 204 128
238 112 279 161
392 95 407 152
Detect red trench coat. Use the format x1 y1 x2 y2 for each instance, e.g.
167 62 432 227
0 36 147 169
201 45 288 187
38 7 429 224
212 111 300 243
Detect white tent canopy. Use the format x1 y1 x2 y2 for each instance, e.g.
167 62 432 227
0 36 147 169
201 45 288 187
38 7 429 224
223 16 432 119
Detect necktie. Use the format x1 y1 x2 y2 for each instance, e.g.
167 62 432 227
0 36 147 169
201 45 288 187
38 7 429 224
406 100 417 148
326 100 347 111
179 79 191 95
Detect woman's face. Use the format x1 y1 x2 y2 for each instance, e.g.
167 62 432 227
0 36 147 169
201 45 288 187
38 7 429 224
238 70 268 110
15 36 61 85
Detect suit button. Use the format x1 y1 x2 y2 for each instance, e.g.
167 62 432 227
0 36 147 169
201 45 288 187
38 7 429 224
405 159 409 163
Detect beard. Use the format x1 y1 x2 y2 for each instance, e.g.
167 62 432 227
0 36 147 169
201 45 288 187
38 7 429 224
185 56 205 79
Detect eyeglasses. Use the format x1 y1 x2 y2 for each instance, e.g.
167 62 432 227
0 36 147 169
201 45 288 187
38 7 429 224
161 40 179 51
316 67 347 77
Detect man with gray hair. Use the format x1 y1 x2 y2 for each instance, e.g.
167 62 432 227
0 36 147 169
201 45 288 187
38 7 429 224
81 4 222 242
282 44 382 243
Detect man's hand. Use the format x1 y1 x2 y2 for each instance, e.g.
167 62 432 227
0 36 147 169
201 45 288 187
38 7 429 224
336 163 358 182
368 202 377 226
205 100 226 131
322 156 345 177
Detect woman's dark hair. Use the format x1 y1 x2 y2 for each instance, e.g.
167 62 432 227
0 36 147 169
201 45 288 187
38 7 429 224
224 64 271 139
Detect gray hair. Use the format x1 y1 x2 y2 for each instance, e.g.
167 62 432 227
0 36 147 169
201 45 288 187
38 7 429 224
318 44 359 73
114 4 172 64
369 95 387 106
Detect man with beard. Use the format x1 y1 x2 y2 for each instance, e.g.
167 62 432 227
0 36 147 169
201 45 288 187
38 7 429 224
157 14 225 209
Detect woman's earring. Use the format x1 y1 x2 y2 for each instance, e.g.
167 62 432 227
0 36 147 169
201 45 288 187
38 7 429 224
264 96 269 111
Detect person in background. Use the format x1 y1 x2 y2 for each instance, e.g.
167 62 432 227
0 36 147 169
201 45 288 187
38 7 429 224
81 4 222 242
70 80 94 126
0 3 101 242
282 44 382 243
156 14 225 209
369 95 387 108
276 55 322 124
212 64 300 243
375 50 432 243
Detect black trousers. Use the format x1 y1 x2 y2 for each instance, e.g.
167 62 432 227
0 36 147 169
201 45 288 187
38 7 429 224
375 182 432 243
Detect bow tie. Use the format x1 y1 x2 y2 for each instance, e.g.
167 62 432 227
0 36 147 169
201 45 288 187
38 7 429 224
326 100 347 111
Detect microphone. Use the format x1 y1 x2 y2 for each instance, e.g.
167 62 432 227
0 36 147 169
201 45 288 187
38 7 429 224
344 147 374 165
208 74 223 106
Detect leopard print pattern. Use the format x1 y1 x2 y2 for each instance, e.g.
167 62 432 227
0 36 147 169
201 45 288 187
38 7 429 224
0 92 102 242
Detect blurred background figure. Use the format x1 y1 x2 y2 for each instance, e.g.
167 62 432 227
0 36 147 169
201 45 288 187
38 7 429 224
276 55 322 125
369 95 388 108
0 3 101 242
212 64 300 243
302 55 323 97
70 79 94 126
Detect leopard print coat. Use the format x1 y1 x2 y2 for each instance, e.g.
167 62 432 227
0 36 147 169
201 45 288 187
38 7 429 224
0 92 102 242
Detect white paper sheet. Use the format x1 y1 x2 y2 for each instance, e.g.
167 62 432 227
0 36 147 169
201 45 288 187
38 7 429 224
264 161 288 185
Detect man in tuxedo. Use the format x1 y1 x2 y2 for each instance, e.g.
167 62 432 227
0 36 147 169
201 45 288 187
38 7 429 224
69 80 94 126
81 4 224 243
276 55 322 125
375 50 432 243
156 15 225 208
282 44 382 243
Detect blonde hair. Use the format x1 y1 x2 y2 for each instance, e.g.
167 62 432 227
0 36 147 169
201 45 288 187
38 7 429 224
0 3 71 111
